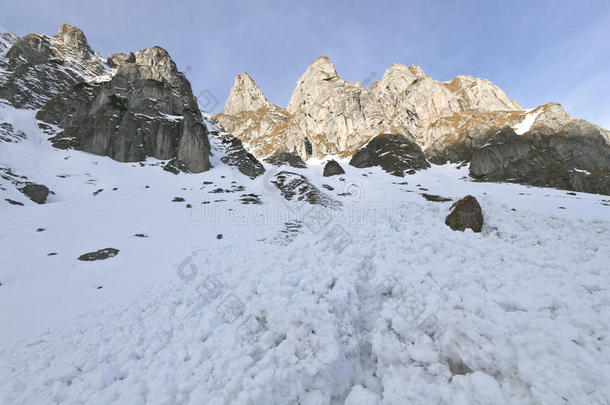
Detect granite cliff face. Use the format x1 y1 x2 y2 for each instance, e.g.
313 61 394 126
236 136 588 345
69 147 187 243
0 24 211 173
37 45 210 172
216 56 522 160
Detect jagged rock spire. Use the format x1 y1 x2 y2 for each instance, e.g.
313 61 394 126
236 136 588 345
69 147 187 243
223 72 270 115
54 23 94 56
287 56 340 113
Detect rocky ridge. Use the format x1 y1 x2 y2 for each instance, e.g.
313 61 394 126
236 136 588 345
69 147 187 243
0 24 108 108
216 56 523 160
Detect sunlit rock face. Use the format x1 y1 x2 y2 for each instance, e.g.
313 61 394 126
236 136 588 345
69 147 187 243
216 56 524 160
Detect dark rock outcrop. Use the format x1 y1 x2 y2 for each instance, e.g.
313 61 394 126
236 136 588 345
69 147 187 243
0 123 26 143
78 248 119 261
217 132 265 179
0 24 106 108
445 196 483 232
37 46 211 173
265 151 307 168
323 160 345 177
19 183 50 204
270 171 340 208
107 52 135 68
349 134 430 176
470 126 610 195
163 158 189 175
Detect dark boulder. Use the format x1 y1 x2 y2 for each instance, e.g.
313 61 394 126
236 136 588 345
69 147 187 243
323 160 345 177
215 131 265 178
78 248 119 261
349 134 430 177
265 151 307 168
20 183 50 204
163 158 189 175
445 196 483 232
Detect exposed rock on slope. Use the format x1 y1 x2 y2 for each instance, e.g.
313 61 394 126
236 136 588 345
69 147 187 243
470 125 610 195
323 160 345 177
270 171 341 208
19 184 50 204
202 114 265 179
36 42 210 172
349 134 430 177
425 103 610 164
0 24 107 108
265 151 307 168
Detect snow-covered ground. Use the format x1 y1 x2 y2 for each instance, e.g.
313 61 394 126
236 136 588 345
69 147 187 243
1 102 610 404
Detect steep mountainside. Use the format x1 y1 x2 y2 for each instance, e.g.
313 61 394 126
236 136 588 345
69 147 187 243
0 24 213 173
216 56 610 195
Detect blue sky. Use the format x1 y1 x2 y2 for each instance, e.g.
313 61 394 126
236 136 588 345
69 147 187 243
2 0 609 128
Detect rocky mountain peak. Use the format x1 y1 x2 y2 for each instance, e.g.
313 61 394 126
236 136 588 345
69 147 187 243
287 56 342 113
443 75 521 111
114 46 180 85
218 56 535 160
306 56 338 78
223 72 270 115
28 27 210 173
54 23 94 56
370 63 426 102
0 24 106 107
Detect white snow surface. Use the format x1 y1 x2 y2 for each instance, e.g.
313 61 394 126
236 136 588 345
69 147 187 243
1 103 610 404
513 109 543 135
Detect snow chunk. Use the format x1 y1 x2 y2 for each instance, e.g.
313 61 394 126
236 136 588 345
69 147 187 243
513 109 542 135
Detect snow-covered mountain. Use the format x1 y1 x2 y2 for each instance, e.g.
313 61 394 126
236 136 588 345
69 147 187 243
1 24 610 405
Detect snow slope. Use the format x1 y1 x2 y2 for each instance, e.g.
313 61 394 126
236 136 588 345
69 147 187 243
1 103 610 404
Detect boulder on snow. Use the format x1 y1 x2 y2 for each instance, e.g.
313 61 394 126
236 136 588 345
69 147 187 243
349 134 430 177
163 158 189 175
445 195 483 232
19 183 50 204
78 248 119 261
216 132 265 179
264 151 307 168
323 160 345 177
